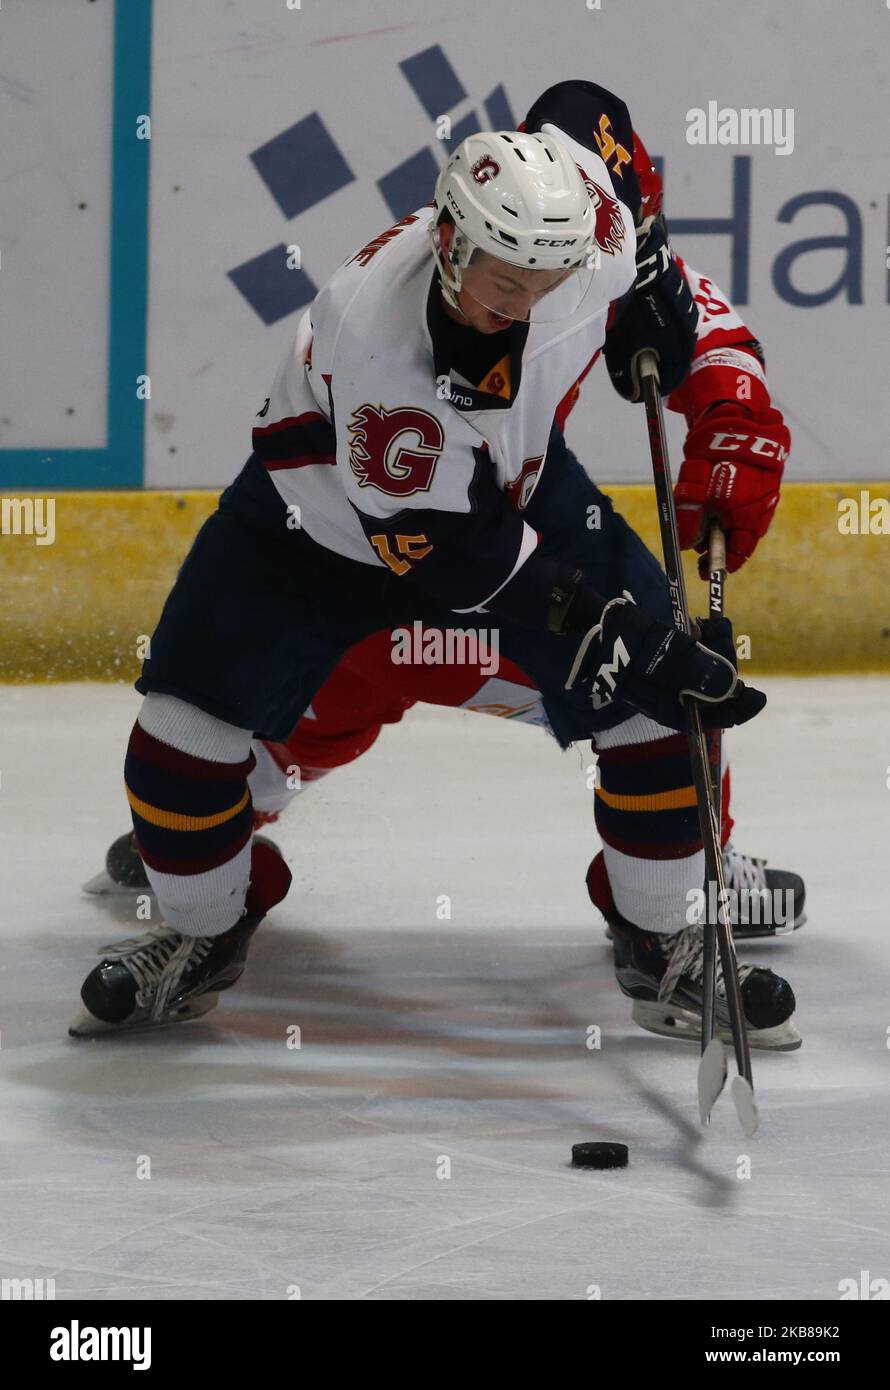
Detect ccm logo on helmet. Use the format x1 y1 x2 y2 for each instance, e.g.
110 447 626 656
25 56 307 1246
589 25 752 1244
471 155 500 184
533 236 578 247
445 189 465 220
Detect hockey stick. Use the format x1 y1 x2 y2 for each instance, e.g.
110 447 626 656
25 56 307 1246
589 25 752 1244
636 352 758 1137
699 522 725 1119
705 522 726 819
701 524 725 1045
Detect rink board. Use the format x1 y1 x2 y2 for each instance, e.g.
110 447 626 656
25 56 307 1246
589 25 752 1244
1 482 887 681
2 0 888 490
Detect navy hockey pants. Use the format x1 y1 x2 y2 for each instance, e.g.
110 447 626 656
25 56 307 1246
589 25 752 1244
136 427 674 750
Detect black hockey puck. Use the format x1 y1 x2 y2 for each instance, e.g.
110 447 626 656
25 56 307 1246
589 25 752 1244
571 1141 628 1169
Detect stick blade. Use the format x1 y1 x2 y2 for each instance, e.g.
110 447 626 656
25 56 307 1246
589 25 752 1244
730 1075 759 1137
698 1036 728 1125
82 869 122 895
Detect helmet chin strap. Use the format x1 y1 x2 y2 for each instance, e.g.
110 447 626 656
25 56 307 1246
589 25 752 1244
429 221 469 313
440 276 464 315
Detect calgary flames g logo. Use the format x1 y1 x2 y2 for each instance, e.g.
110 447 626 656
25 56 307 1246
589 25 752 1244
471 155 500 184
575 164 626 257
347 405 444 497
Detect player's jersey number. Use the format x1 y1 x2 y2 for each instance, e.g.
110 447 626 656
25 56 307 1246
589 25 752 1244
370 532 433 576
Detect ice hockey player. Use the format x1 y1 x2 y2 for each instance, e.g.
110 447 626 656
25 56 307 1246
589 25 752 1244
72 80 801 1052
88 105 803 942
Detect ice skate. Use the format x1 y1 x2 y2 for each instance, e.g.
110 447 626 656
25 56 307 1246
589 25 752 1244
587 852 801 1050
595 847 806 943
70 841 291 1037
609 914 801 1050
721 841 806 938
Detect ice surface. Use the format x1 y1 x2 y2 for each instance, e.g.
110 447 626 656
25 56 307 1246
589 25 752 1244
0 678 888 1301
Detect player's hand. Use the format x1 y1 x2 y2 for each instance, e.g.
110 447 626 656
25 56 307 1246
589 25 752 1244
566 593 765 731
675 402 790 575
604 217 698 402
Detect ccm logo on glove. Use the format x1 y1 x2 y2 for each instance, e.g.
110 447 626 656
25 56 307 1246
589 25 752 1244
588 634 631 708
565 591 765 731
676 403 791 573
707 430 788 462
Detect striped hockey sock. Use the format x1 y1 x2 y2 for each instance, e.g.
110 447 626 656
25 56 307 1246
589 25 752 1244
590 714 718 935
124 694 256 937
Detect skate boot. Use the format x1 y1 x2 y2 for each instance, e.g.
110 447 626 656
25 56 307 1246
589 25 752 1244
83 828 281 896
593 848 806 943
587 853 801 1050
721 841 806 938
69 841 292 1037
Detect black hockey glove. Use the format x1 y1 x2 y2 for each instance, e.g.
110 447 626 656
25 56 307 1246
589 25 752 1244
604 216 698 402
565 591 765 731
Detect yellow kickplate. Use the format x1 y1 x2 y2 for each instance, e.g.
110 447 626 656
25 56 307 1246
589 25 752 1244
0 483 888 682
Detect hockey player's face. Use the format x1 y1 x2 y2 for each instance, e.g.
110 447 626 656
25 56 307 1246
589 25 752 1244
438 224 574 332
459 252 574 331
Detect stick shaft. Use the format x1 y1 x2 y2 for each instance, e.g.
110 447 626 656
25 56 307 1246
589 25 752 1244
637 355 751 1084
705 523 725 822
703 522 725 1052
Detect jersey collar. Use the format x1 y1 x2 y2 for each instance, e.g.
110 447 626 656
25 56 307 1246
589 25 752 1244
425 270 529 413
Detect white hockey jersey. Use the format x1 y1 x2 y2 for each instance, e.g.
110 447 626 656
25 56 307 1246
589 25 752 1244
252 129 637 622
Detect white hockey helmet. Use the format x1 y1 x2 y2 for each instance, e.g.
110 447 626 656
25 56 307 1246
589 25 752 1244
429 129 599 322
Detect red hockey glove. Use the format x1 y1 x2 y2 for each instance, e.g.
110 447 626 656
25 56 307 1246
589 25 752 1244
675 403 790 574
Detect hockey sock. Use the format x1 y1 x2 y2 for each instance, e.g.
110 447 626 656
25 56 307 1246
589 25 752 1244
124 694 256 937
591 713 705 935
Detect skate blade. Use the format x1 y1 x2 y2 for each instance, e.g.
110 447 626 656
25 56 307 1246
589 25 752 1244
631 999 802 1051
68 993 219 1038
733 910 807 941
81 870 151 898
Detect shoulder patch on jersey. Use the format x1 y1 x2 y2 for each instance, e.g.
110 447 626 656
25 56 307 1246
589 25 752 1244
347 404 444 497
505 454 545 512
576 165 626 256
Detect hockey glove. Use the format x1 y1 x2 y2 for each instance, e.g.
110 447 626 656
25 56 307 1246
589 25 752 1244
604 216 698 402
565 591 765 731
676 402 790 574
